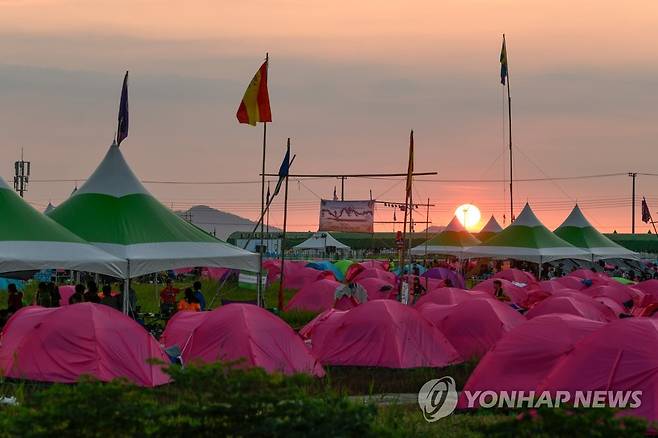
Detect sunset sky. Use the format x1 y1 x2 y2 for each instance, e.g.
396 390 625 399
1 0 658 233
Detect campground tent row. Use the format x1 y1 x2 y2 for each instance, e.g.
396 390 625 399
411 203 638 263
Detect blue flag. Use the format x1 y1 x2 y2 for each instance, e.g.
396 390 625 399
500 36 508 85
117 71 129 146
272 144 290 197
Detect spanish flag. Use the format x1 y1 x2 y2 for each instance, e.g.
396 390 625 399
500 35 508 85
405 130 414 198
236 59 272 126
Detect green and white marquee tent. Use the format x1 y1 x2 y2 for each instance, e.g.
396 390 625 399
411 216 480 257
0 177 125 276
49 143 259 281
554 204 638 260
464 203 590 263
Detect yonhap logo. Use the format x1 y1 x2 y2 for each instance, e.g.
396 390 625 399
418 376 458 422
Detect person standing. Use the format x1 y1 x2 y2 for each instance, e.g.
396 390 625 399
160 279 179 316
178 288 201 312
84 281 101 303
192 281 206 311
100 285 120 311
7 284 23 313
69 284 85 305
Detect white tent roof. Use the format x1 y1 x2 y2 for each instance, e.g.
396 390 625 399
479 215 503 233
294 232 350 250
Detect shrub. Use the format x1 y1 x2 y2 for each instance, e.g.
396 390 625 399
0 363 384 438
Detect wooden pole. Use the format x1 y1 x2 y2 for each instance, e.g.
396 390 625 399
257 119 267 307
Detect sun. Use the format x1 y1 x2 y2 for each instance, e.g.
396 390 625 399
455 204 481 231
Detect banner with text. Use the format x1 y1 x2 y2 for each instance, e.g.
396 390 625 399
319 200 375 233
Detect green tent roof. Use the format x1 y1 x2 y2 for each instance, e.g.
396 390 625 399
49 143 258 277
411 216 480 257
464 203 590 263
554 205 638 260
0 178 124 276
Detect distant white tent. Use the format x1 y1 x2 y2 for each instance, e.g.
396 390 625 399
294 232 350 251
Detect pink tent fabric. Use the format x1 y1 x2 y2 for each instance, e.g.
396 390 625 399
538 318 658 423
161 303 324 376
593 296 626 316
311 300 461 368
414 288 488 307
202 267 231 281
580 284 643 307
0 304 170 387
635 279 658 296
459 314 604 408
299 308 345 339
58 285 76 306
345 260 389 282
472 278 528 306
524 287 551 307
284 279 342 313
525 295 617 322
334 295 359 310
538 279 574 293
354 277 397 301
417 303 459 326
429 298 525 359
552 276 587 290
352 268 397 286
283 266 336 290
493 269 536 285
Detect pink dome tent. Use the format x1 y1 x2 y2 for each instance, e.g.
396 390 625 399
354 277 397 301
311 300 461 368
427 298 525 359
553 276 588 290
58 285 76 306
472 278 528 306
284 278 342 313
581 284 649 307
283 266 336 290
344 260 389 282
418 303 459 327
635 279 658 298
525 295 617 322
0 304 170 387
352 268 397 286
493 268 536 285
460 314 604 407
161 303 324 377
539 318 658 423
414 288 488 308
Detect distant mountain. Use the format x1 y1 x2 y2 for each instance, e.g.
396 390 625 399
175 205 281 240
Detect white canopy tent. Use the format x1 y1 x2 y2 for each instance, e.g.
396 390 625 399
294 232 350 251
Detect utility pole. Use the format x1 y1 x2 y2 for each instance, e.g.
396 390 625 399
629 172 637 234
13 148 30 198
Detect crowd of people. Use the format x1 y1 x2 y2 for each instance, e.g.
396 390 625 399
0 277 209 328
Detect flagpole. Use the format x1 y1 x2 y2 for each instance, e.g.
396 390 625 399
255 53 270 307
278 138 291 310
504 34 514 223
266 181 271 235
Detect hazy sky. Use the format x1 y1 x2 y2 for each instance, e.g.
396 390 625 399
1 0 658 233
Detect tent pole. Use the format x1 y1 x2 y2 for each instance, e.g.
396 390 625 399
123 260 131 315
278 164 290 310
